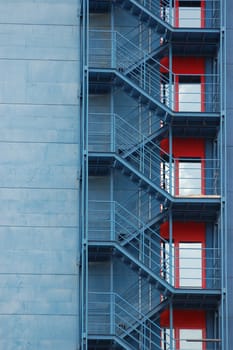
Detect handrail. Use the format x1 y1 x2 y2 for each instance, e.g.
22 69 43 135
89 30 220 113
88 199 168 244
89 200 221 288
120 277 165 316
117 0 220 29
123 24 166 56
88 291 172 350
89 112 221 195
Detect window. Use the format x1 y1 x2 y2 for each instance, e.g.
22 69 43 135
179 243 203 288
178 7 202 27
174 1 204 28
177 160 202 196
161 241 205 288
160 2 203 28
179 329 204 349
162 327 205 350
161 158 204 196
160 310 206 350
178 83 201 111
161 76 204 112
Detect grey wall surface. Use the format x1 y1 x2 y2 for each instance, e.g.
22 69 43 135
0 1 80 349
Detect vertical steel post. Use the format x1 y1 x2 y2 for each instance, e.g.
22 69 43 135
220 0 228 346
169 301 174 350
169 124 173 195
110 292 115 335
81 1 89 349
169 210 173 286
111 201 115 241
112 31 116 69
169 0 173 25
111 113 115 152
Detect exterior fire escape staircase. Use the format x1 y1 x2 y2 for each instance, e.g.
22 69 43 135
84 0 222 349
90 0 220 35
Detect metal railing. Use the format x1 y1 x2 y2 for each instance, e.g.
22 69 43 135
119 0 220 29
89 112 221 196
121 24 166 56
89 292 222 350
118 186 163 228
89 30 220 113
88 291 171 350
120 277 164 316
88 200 221 289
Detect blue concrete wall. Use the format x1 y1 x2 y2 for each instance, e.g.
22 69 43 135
0 0 80 348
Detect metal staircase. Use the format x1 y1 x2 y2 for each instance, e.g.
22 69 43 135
89 200 221 292
89 30 220 119
115 0 171 33
83 0 223 349
88 291 173 350
91 0 221 32
89 112 221 201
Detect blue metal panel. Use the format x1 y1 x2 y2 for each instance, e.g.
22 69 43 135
89 13 111 28
114 7 138 34
89 261 111 292
114 90 138 119
89 176 111 200
113 259 137 294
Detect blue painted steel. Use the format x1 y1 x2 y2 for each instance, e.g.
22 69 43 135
85 0 224 349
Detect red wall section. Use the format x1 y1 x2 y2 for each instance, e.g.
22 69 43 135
160 221 206 242
160 57 205 74
160 138 205 158
161 309 206 328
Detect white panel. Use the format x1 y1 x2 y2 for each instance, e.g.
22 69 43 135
179 243 202 287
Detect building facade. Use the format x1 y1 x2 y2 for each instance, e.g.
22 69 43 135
0 1 80 349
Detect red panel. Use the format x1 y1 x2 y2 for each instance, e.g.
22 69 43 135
201 0 205 28
160 57 169 73
160 57 205 74
160 138 169 155
161 310 206 328
160 138 205 158
161 221 206 242
173 138 205 157
173 57 205 74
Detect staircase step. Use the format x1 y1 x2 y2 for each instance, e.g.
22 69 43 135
114 72 169 119
113 156 168 200
115 0 169 33
114 242 172 294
